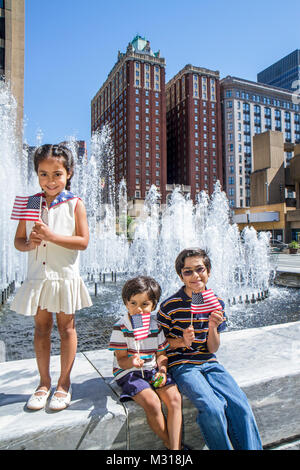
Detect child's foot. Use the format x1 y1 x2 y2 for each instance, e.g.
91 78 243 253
26 386 51 410
49 385 72 411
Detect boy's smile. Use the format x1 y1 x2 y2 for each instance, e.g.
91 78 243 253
126 292 154 317
180 256 210 297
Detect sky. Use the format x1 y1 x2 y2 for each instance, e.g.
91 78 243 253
24 0 300 149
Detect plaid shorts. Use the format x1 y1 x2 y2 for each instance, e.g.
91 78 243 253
116 368 176 402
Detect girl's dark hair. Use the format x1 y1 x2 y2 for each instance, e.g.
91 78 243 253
175 248 211 276
33 144 75 190
122 276 162 309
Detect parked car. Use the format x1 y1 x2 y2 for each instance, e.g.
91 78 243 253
270 239 288 252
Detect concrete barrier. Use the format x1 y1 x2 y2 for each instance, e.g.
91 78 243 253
1 321 300 450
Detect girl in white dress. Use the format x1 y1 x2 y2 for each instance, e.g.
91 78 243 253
11 144 92 411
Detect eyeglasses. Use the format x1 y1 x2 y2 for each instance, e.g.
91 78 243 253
181 266 206 277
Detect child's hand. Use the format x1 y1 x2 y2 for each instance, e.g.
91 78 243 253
183 325 195 348
28 230 42 248
209 310 224 329
153 371 167 388
132 354 145 369
33 220 52 242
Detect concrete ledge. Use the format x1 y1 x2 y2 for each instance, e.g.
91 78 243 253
1 321 300 450
0 341 5 363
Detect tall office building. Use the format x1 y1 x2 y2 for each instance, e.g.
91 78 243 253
0 0 25 132
166 65 223 200
257 50 300 92
91 35 167 208
221 76 300 208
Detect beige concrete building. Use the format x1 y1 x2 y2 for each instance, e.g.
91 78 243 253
251 131 288 206
221 76 300 209
287 144 300 241
233 131 300 242
0 0 25 133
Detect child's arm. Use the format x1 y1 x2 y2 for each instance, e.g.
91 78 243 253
32 199 89 250
206 310 224 353
115 350 144 370
167 326 195 349
14 220 41 252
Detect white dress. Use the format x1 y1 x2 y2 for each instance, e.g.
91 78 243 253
10 192 92 316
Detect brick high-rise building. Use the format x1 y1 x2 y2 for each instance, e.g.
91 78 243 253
91 35 167 210
166 65 223 200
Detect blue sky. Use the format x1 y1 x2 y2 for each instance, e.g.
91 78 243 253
24 0 300 149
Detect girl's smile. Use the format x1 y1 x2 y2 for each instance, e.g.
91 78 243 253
38 157 71 203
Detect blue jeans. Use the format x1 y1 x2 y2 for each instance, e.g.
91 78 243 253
170 362 263 450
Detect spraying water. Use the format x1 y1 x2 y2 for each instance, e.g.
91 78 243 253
0 83 272 309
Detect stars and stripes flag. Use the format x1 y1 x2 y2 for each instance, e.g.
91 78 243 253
11 194 43 221
131 312 151 341
191 289 222 317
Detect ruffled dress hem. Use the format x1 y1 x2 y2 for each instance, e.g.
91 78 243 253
10 278 92 316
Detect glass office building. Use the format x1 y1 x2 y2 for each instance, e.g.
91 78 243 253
257 49 300 92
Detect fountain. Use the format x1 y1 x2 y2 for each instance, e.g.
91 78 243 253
125 183 272 304
0 81 27 301
1 81 299 362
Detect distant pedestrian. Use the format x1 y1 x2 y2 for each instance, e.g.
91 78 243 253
11 144 92 411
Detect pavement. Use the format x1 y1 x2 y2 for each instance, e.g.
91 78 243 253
1 321 300 450
274 253 300 287
276 253 300 273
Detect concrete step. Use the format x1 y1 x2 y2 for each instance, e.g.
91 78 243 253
1 321 300 450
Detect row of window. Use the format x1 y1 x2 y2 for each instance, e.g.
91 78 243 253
225 89 300 111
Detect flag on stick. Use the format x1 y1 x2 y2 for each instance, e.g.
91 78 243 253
131 312 151 340
11 194 44 221
191 289 222 325
131 312 151 378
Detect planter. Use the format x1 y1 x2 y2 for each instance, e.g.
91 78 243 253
289 248 298 254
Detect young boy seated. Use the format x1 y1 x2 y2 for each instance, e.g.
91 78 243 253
157 248 263 450
109 275 182 450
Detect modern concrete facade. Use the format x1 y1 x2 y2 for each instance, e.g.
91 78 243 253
287 144 300 241
257 49 300 92
166 64 223 200
91 36 167 211
221 76 300 209
233 132 300 242
0 0 25 133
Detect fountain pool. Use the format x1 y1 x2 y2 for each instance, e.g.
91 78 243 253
1 280 300 361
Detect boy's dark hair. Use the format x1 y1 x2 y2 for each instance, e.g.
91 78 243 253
175 248 211 276
122 276 162 309
33 144 75 190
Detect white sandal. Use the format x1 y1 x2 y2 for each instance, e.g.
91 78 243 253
26 388 51 410
49 386 72 411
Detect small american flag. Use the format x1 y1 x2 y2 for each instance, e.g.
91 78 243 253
11 194 44 221
191 289 222 316
131 312 151 340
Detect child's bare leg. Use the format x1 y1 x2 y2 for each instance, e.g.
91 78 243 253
156 385 182 450
133 388 170 448
56 312 77 395
34 308 53 393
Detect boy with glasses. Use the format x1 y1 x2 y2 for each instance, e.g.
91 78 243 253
157 248 262 450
